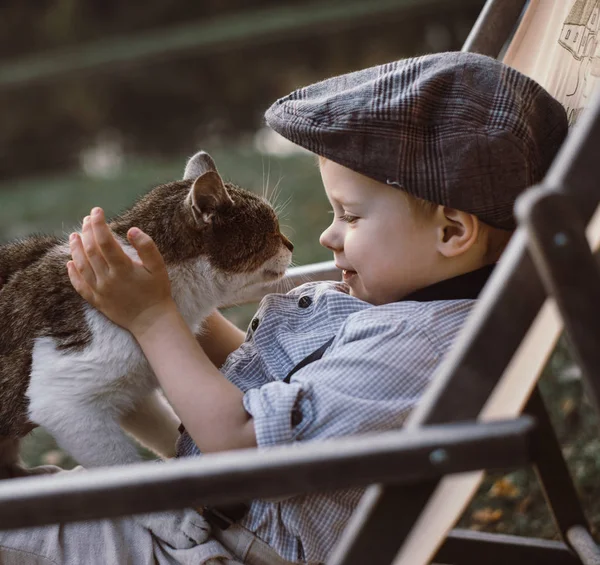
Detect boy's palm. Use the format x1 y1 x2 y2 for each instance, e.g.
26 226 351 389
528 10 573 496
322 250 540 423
68 208 174 334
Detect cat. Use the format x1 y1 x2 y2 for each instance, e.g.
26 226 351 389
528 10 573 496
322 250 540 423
0 150 293 546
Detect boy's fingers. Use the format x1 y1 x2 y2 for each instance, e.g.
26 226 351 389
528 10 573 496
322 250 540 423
67 261 96 305
81 215 109 276
69 233 96 287
90 208 130 270
128 228 166 273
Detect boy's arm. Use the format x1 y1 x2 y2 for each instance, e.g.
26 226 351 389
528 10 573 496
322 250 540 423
137 304 256 452
196 311 245 369
67 209 256 453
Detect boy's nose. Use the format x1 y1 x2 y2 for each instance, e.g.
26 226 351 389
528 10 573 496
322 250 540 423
319 223 341 251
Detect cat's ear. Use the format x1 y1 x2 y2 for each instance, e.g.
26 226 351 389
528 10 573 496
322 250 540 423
186 171 234 227
183 151 218 180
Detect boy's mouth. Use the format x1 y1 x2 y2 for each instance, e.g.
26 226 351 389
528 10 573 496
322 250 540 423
342 269 357 282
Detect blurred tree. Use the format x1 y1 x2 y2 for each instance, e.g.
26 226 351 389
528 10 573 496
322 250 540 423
0 1 483 181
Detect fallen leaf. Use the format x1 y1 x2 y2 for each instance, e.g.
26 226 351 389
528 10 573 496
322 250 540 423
489 477 520 499
472 508 503 524
516 495 533 515
561 397 576 416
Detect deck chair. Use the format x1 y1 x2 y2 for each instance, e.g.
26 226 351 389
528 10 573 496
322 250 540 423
3 0 600 564
325 2 600 563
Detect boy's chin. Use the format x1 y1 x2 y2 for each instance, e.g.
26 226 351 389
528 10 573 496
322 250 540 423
346 276 393 305
348 283 406 306
347 284 371 304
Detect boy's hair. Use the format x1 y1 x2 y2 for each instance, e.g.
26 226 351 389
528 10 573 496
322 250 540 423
266 52 568 230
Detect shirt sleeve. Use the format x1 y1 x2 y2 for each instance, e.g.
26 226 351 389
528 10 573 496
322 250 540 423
243 311 442 448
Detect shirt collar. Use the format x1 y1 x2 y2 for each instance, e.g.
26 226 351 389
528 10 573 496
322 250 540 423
402 264 495 302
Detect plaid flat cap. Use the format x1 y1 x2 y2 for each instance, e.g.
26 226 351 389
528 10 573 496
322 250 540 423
265 52 568 229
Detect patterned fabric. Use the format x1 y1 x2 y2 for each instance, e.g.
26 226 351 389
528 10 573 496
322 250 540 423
177 280 477 563
264 52 568 229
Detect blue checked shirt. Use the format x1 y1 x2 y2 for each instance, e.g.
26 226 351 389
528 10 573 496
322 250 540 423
177 278 480 563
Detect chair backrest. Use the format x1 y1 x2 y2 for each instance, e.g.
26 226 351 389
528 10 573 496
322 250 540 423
504 0 600 125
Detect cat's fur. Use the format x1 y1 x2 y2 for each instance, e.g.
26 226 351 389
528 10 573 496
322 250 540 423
0 151 293 547
0 151 292 473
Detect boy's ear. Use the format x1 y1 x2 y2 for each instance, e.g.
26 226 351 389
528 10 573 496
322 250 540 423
186 171 234 227
435 207 480 258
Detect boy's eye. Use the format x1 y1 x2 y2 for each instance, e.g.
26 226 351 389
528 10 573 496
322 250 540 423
340 213 359 224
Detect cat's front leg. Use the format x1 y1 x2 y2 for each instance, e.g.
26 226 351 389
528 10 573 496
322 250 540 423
134 507 212 549
28 394 210 547
120 389 181 459
42 405 211 549
28 396 142 467
0 437 63 479
27 336 146 467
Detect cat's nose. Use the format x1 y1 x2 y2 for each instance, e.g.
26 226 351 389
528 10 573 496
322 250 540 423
281 234 294 252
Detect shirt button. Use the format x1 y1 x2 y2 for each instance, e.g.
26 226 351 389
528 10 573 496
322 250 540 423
298 296 312 309
251 318 260 331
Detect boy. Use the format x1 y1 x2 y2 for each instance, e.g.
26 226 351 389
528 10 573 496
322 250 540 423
0 52 566 564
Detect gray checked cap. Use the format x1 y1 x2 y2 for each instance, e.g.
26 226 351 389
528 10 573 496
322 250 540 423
265 52 568 230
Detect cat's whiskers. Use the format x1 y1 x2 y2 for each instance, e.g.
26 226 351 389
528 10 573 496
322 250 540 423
268 174 285 210
295 272 313 287
260 155 268 201
273 194 292 220
272 277 291 295
280 223 295 236
292 260 314 287
264 157 273 203
275 260 312 294
261 159 287 216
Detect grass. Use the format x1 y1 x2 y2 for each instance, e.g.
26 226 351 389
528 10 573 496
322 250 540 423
3 145 599 540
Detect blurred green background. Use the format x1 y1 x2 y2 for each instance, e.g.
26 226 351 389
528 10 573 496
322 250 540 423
2 0 599 544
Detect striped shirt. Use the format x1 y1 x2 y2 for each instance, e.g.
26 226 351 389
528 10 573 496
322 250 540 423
177 269 489 563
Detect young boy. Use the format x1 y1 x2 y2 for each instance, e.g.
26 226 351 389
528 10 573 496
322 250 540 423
0 52 566 564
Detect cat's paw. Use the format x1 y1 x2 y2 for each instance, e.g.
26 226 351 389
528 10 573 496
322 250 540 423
0 463 64 479
135 508 211 549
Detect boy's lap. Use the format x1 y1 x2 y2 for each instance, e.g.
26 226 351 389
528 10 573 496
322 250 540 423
0 515 236 565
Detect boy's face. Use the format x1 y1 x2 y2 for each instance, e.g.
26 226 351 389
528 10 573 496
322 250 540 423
319 160 441 305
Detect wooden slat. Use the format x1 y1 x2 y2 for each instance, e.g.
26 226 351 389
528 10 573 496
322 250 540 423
0 418 533 531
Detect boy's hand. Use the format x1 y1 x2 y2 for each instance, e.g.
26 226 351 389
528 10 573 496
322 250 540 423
67 207 175 336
